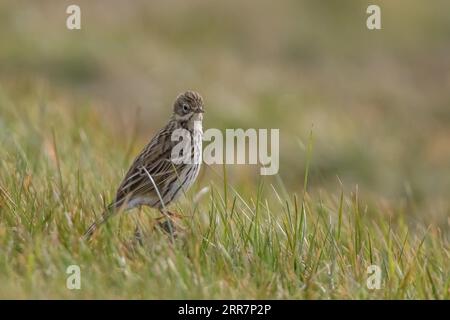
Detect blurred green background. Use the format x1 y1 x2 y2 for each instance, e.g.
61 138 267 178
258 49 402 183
1 0 449 219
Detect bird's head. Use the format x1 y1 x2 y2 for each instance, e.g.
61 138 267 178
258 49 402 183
173 90 204 123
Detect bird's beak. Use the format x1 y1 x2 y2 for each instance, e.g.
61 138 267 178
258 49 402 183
195 108 205 114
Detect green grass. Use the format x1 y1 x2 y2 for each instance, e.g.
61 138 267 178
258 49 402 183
0 86 448 299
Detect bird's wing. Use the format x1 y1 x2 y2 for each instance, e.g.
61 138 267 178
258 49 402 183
113 126 184 209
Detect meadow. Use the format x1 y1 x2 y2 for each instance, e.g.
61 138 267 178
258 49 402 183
0 0 449 299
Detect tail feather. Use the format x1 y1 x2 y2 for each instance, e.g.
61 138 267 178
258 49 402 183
82 206 116 240
82 219 102 240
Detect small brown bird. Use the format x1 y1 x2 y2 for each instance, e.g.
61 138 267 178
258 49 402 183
83 91 204 239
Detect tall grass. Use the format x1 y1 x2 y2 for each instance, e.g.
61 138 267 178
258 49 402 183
0 86 448 299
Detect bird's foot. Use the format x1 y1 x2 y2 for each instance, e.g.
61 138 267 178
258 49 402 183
156 210 187 220
156 219 178 238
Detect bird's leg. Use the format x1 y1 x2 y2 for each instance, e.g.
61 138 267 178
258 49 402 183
134 206 144 245
134 226 144 246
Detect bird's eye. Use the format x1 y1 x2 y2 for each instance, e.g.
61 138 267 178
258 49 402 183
182 103 190 113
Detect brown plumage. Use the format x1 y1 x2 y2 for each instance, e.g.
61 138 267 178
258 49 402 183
83 91 204 239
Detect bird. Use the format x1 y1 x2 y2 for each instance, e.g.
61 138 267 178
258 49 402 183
83 91 204 240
